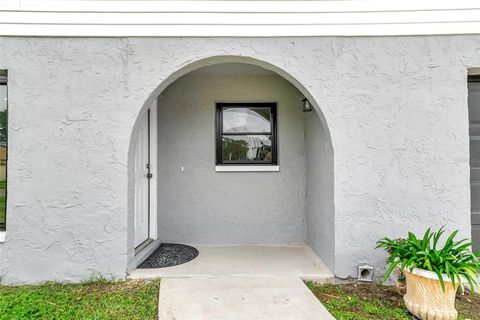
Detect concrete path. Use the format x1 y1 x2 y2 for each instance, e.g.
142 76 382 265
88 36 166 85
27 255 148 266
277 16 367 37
158 276 335 320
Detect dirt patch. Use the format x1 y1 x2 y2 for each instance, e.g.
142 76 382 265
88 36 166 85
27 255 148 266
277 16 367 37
456 289 480 320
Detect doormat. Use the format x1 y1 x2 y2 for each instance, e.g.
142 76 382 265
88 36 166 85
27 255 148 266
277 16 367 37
138 243 199 268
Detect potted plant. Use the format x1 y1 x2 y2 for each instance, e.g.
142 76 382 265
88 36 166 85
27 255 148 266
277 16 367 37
376 227 480 320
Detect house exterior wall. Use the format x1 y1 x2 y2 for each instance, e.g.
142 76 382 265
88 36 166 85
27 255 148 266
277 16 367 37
156 72 306 244
305 110 335 271
0 36 477 283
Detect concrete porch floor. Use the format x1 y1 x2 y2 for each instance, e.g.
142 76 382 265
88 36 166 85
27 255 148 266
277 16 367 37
129 245 333 281
129 245 335 320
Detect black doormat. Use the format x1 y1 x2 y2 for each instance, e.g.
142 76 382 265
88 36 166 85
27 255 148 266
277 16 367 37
138 243 199 268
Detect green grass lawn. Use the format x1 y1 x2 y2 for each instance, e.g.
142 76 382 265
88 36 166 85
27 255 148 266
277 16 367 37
307 282 480 320
0 279 160 320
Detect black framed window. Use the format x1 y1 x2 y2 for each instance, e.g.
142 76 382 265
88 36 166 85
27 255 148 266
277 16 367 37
216 102 277 165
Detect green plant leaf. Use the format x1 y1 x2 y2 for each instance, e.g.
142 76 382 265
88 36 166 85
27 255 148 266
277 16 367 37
432 265 446 292
383 259 402 282
375 227 480 292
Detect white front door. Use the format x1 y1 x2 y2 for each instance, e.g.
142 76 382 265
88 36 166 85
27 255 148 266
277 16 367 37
134 109 151 248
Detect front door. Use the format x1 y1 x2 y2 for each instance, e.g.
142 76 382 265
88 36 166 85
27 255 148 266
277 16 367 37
134 109 151 248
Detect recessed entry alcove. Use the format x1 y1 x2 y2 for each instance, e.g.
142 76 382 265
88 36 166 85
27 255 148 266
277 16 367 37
128 58 335 277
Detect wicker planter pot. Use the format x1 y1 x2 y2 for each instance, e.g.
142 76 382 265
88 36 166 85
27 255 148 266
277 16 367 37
403 268 459 320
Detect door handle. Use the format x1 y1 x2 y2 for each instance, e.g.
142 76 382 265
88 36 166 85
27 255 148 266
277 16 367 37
146 163 152 179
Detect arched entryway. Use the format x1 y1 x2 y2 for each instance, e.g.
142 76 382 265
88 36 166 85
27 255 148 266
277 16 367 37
127 56 335 275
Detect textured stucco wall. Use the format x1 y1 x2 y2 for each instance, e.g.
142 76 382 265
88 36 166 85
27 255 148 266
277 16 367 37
0 36 478 283
305 109 335 271
156 72 306 244
0 38 132 284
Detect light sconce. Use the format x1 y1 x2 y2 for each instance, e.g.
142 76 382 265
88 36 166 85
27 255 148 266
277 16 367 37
302 98 313 112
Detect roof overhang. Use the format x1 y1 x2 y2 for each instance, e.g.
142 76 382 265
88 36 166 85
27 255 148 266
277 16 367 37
1 0 480 37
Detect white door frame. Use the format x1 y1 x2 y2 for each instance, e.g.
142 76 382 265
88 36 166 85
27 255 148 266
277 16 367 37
134 100 158 251
148 99 158 242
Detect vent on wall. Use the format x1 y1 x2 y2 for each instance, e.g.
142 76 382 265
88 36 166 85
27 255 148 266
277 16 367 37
357 265 374 282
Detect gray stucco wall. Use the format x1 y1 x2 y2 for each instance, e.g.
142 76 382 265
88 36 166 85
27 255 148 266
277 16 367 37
305 110 335 271
0 36 478 283
156 72 306 244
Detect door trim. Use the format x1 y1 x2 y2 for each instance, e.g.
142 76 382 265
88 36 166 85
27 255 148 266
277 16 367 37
148 99 158 243
134 100 158 253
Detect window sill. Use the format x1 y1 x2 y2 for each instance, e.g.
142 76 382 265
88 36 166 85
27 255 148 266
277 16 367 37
215 165 279 172
0 232 5 242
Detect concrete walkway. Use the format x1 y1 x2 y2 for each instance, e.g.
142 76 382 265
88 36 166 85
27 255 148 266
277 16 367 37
158 276 335 320
130 245 335 319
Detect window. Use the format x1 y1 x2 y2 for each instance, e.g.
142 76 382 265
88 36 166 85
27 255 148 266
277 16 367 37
0 71 6 232
216 102 277 165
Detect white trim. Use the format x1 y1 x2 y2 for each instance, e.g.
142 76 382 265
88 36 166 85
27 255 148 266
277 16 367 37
2 1 480 36
215 165 279 172
0 232 5 242
3 0 480 13
2 11 480 25
133 238 162 266
2 22 480 37
149 100 158 241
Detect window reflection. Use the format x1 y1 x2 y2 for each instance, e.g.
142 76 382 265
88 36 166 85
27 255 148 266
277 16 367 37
223 107 271 133
222 135 272 162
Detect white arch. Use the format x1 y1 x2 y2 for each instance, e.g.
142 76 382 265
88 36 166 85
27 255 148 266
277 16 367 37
132 55 332 145
126 55 335 271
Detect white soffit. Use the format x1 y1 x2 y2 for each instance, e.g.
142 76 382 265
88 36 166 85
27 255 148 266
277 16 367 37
1 0 480 36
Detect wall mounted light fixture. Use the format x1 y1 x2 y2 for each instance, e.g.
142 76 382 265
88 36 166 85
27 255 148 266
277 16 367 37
302 98 313 112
